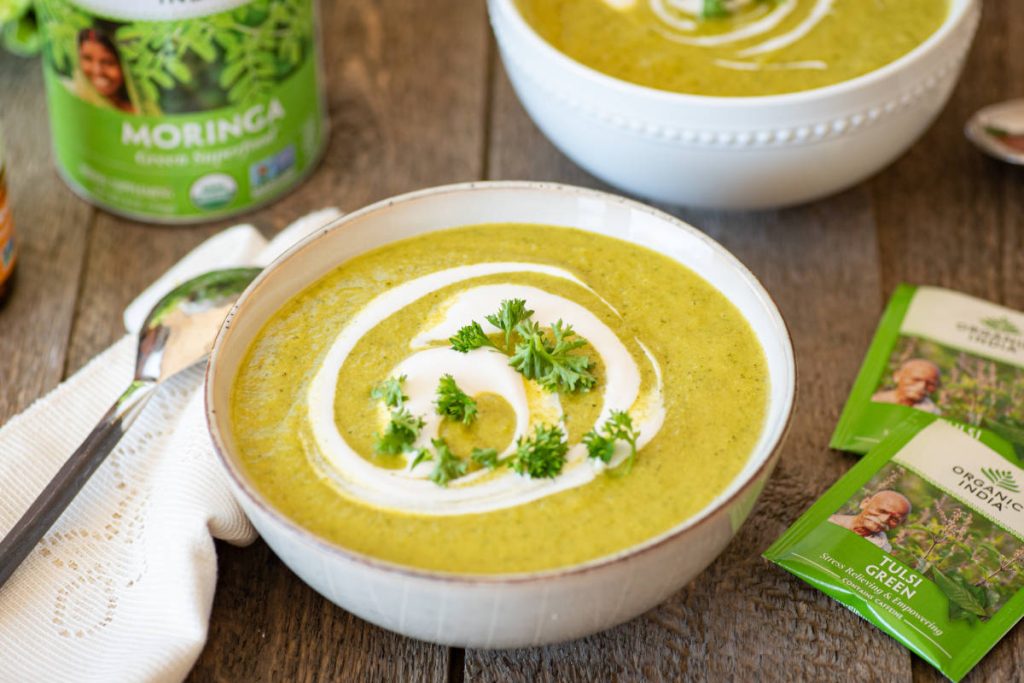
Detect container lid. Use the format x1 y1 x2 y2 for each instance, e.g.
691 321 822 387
70 0 252 22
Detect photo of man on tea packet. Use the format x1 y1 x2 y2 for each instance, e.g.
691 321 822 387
871 358 942 415
828 490 911 552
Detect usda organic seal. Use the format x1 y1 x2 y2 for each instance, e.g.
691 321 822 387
35 0 327 224
190 173 238 210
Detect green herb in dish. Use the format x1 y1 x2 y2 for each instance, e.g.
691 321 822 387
371 375 408 408
510 423 568 479
410 438 468 487
373 407 425 456
435 374 478 425
583 410 641 475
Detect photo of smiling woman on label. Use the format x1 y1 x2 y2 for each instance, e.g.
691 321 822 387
76 28 135 114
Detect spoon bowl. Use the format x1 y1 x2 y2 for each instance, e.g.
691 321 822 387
966 99 1024 166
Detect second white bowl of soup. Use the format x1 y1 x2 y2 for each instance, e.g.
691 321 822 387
206 182 796 647
489 0 980 209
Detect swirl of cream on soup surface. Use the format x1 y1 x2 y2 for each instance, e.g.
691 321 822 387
304 263 666 516
611 0 835 71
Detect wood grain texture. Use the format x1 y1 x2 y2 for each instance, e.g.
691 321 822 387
2 1 1022 681
468 52 912 683
0 54 94 421
870 5 1024 682
871 2 1006 302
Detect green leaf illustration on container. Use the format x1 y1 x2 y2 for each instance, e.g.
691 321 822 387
35 0 90 75
113 0 313 116
980 466 1021 493
981 316 1021 335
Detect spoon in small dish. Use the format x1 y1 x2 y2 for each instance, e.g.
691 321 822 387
966 99 1024 165
0 267 260 589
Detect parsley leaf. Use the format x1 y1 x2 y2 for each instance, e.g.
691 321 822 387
511 424 568 479
470 447 502 470
409 447 432 470
421 438 469 487
450 321 496 353
435 374 478 425
485 298 534 350
701 0 775 20
370 375 408 408
509 319 596 393
373 408 425 455
701 0 728 19
408 439 470 487
449 299 596 393
583 410 641 476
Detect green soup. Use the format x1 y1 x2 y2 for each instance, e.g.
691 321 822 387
231 224 768 574
515 0 949 96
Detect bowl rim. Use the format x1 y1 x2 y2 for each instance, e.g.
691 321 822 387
205 180 798 585
488 0 975 107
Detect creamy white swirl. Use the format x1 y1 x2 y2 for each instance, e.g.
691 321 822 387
303 263 666 516
607 0 834 71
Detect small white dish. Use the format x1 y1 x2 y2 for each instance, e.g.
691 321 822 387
488 0 980 210
205 182 796 648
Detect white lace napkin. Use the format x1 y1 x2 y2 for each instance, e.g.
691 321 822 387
0 208 342 682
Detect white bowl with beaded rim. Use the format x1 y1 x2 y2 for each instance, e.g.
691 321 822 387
205 182 796 648
488 0 980 210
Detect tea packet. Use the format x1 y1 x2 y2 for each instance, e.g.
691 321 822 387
766 415 1024 681
831 284 1024 461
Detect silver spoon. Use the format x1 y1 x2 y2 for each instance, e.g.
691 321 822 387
0 267 260 589
966 99 1024 165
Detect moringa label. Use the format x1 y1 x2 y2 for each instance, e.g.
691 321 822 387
767 417 1024 682
35 0 326 222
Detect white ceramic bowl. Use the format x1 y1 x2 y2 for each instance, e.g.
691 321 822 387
205 182 796 648
488 0 980 210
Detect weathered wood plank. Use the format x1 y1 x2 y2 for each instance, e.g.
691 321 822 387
465 49 911 683
0 53 93 421
870 5 1024 682
871 3 1004 302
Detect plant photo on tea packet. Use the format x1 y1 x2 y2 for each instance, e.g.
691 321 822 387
831 285 1024 462
767 415 1024 682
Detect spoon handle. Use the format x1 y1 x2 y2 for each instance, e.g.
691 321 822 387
0 379 156 590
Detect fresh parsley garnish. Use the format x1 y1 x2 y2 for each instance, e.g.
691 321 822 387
409 447 432 470
370 376 425 456
485 298 534 350
449 321 496 353
370 375 408 408
449 299 596 394
583 410 641 476
510 423 568 479
435 374 478 425
411 438 468 487
373 407 425 455
470 447 501 470
701 0 728 19
701 0 775 20
509 319 596 393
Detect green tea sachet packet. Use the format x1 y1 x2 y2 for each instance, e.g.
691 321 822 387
766 415 1024 681
832 284 1024 461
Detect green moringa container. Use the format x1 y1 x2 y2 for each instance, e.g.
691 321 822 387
35 0 327 223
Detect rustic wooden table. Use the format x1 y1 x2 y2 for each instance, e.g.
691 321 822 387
2 2 1023 681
